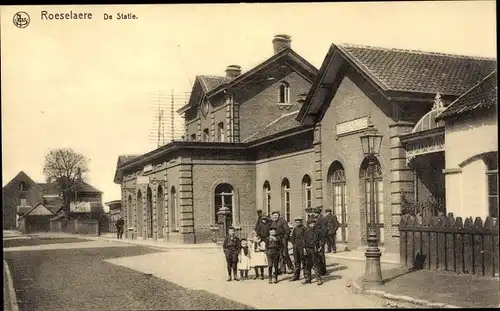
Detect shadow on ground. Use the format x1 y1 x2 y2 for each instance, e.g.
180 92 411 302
3 237 93 248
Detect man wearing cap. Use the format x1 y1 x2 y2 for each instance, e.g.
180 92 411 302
254 209 263 231
302 217 324 285
313 206 328 275
290 216 307 281
256 215 271 240
270 211 294 274
305 207 314 221
324 208 340 253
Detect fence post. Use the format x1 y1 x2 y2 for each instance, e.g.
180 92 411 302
473 217 484 276
406 216 415 268
463 217 474 274
454 217 464 274
445 214 455 272
429 216 439 270
483 217 495 277
437 215 447 271
422 215 431 270
399 215 407 267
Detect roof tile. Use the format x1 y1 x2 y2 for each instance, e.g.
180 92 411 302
437 70 497 120
243 110 304 142
338 44 496 96
198 75 233 93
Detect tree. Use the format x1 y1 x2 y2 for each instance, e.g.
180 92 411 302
43 148 89 216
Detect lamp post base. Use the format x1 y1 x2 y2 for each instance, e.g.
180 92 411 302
363 230 384 286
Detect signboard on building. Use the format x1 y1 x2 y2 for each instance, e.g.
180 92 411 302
136 176 149 184
336 116 369 136
70 201 92 213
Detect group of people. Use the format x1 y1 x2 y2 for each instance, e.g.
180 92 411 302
222 206 340 285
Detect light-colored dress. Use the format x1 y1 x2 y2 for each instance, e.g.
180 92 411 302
237 248 251 271
249 240 268 267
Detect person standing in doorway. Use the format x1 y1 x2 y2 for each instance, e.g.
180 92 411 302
324 209 340 253
270 211 294 274
116 217 125 240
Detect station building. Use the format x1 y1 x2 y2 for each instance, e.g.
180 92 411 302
113 35 496 252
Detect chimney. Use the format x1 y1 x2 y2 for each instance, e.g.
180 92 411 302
225 65 242 78
272 34 292 54
76 167 82 181
20 199 27 206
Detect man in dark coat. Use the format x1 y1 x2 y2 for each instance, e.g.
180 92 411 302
305 207 314 221
266 226 281 284
255 215 271 240
222 226 240 281
116 217 125 240
324 209 340 253
290 216 307 281
254 209 263 231
270 211 294 274
302 218 324 285
313 206 328 275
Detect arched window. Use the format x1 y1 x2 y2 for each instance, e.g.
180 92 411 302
157 185 165 238
281 178 291 222
302 175 312 211
19 181 27 192
328 162 348 243
360 158 384 244
170 186 178 231
278 81 290 104
127 195 133 227
215 183 234 226
263 181 271 216
217 122 225 142
136 190 143 235
146 187 153 238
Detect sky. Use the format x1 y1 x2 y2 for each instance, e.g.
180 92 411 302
1 2 496 211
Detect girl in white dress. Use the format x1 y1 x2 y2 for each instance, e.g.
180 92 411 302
249 231 268 280
237 238 251 280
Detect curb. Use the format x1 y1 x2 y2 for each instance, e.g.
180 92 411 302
99 237 220 250
351 276 462 309
326 253 400 265
3 260 20 311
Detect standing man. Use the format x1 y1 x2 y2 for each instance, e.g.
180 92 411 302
324 209 340 253
115 217 125 240
256 215 271 240
254 210 263 231
223 226 240 281
305 207 314 221
313 207 328 276
290 216 307 281
302 218 324 285
270 211 294 274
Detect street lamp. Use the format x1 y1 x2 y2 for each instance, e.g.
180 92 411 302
359 124 384 286
216 205 232 236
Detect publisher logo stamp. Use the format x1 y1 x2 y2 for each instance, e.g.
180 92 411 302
13 12 30 28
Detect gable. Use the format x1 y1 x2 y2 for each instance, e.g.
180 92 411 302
3 171 38 191
299 43 497 123
26 203 55 216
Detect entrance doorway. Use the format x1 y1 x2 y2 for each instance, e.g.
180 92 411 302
328 161 349 243
214 183 234 231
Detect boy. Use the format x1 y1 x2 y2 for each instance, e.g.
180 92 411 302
266 226 281 284
303 218 324 285
222 226 240 281
290 216 307 281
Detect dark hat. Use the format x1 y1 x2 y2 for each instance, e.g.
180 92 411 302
261 215 269 220
271 211 280 215
228 226 235 230
307 218 317 224
294 216 303 221
256 209 262 213
325 208 332 212
269 226 277 231
313 207 322 213
305 207 313 212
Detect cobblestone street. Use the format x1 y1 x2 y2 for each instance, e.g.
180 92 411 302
4 236 251 310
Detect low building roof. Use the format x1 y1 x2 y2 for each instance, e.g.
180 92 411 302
436 70 497 121
242 110 308 143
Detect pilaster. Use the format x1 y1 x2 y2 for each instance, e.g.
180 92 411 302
388 121 415 251
226 102 232 142
196 119 202 141
313 122 323 207
210 110 215 141
233 101 240 142
179 157 195 243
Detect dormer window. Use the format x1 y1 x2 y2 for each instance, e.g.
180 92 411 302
203 128 210 142
277 81 292 110
190 133 197 141
278 81 290 104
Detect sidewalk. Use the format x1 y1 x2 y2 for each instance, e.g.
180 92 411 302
352 266 500 308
